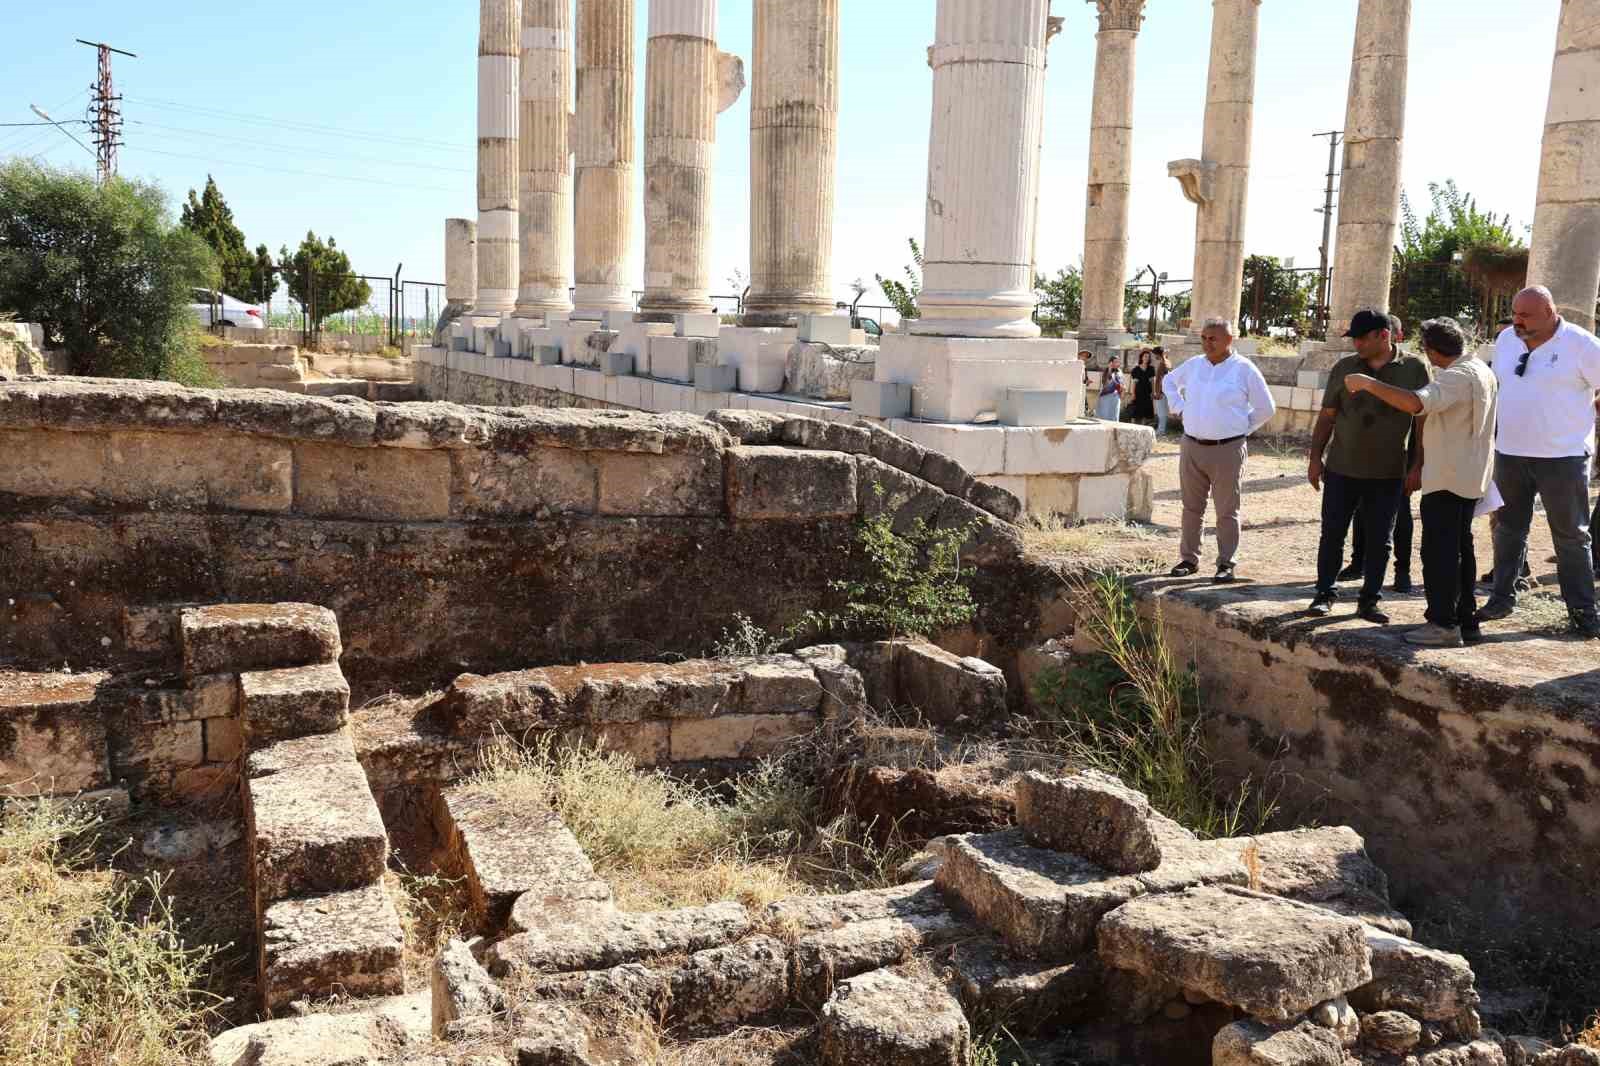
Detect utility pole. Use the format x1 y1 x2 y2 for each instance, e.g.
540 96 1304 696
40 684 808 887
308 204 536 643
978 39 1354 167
1312 130 1342 338
76 39 137 185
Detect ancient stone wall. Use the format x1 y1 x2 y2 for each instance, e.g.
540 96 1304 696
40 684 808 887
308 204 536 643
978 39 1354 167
0 378 1039 693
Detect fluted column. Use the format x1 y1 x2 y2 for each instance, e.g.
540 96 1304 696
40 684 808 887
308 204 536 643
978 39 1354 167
1170 0 1260 336
911 0 1053 339
1328 0 1411 335
515 0 574 318
1528 0 1600 331
639 0 745 320
477 0 520 315
741 0 840 327
1079 0 1146 341
573 0 636 319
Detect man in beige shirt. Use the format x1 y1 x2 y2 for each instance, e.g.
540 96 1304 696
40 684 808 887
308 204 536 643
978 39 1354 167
1346 317 1499 647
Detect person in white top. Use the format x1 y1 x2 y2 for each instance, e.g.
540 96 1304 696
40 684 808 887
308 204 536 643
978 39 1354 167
1161 317 1277 582
1477 286 1600 638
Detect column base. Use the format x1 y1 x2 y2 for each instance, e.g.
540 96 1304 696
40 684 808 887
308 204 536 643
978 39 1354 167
872 334 1086 423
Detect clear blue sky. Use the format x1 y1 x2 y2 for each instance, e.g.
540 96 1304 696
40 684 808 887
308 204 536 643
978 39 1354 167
0 1 1562 313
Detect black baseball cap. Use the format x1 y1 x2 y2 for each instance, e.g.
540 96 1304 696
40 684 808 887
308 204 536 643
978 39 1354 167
1343 310 1391 338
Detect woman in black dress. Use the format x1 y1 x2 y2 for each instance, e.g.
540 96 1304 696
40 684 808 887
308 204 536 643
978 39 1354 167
1126 348 1156 424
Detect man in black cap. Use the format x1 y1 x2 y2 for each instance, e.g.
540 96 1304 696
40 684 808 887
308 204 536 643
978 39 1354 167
1306 309 1432 622
1339 313 1418 591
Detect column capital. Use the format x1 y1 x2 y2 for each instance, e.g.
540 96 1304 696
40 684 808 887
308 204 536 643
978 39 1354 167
1089 0 1147 33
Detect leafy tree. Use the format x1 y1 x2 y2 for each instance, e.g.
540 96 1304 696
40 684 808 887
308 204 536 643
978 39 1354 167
243 243 278 306
180 175 254 298
280 231 371 326
1398 180 1522 266
1239 255 1316 336
0 161 216 379
876 239 922 321
1035 267 1082 331
1392 181 1525 332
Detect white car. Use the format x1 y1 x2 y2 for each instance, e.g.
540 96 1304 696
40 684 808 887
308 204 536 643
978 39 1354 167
191 289 265 329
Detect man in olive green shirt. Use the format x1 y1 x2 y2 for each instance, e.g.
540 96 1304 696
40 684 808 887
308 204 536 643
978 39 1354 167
1307 310 1433 622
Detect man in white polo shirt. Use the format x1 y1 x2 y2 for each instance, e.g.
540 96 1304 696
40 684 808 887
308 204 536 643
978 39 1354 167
1477 286 1600 638
1161 316 1276 582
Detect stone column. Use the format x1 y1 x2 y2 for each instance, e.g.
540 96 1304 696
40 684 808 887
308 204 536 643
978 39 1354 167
1079 0 1147 343
514 0 574 319
1169 0 1260 337
911 0 1053 339
1327 0 1411 334
639 0 745 320
1528 0 1600 331
573 0 636 319
476 0 520 315
445 218 477 309
741 0 840 327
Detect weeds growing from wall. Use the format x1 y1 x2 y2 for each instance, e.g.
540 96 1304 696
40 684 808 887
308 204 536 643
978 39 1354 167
1030 570 1276 839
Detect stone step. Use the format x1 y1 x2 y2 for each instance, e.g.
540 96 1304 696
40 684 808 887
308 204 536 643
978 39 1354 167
210 989 431 1066
240 661 351 746
180 602 341 678
818 968 972 1066
488 900 750 976
762 879 947 937
1096 885 1373 1023
940 936 1102 1033
245 753 388 913
257 880 406 1014
934 827 1247 961
432 781 610 933
1215 826 1413 936
791 911 972 1007
0 670 110 796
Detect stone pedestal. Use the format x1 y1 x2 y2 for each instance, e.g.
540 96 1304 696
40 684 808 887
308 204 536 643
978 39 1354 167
911 0 1052 339
874 335 1085 424
1528 0 1600 331
573 0 636 320
1079 0 1147 342
515 0 575 319
638 0 746 320
436 218 479 344
1170 0 1261 335
1327 0 1411 337
476 0 521 315
741 0 840 327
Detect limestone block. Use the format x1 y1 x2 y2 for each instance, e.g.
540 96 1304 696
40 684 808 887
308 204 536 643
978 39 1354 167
1212 1020 1346 1066
794 645 870 719
851 380 912 419
435 784 601 932
945 937 1101 1032
240 662 351 745
570 661 737 723
209 992 430 1066
258 881 405 1013
694 364 737 392
535 344 562 366
430 938 502 1038
609 320 673 370
647 336 716 384
246 756 388 907
788 342 876 400
738 342 789 393
180 603 340 678
859 421 928 474
763 881 948 937
1350 925 1479 1021
1015 770 1162 874
799 314 853 345
111 718 204 777
246 728 359 779
893 641 1006 726
450 447 598 517
205 717 244 762
725 445 858 519
675 313 722 338
0 671 110 796
792 912 971 1007
1077 474 1134 520
1004 424 1114 476
293 442 451 520
613 375 646 410
489 901 749 976
999 389 1071 427
781 416 871 455
1364 1010 1423 1055
874 334 1082 422
669 712 817 761
572 367 606 401
728 657 825 715
595 450 724 517
969 478 1024 523
1215 827 1410 935
666 935 792 1027
600 351 634 377
1096 886 1372 1022
535 363 575 393
856 457 948 532
889 419 1005 478
936 829 1140 960
818 968 972 1066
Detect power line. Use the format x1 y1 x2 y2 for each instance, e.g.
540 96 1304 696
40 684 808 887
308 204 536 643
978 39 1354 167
0 120 89 127
126 118 474 174
124 95 472 153
125 144 460 194
0 90 89 152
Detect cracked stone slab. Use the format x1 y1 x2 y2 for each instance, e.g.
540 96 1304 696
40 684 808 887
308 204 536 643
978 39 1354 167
1014 769 1163 874
181 602 340 677
1217 826 1412 936
487 901 750 976
791 911 971 1007
259 881 404 1013
1350 925 1480 1022
819 968 972 1066
1096 886 1372 1022
240 661 351 745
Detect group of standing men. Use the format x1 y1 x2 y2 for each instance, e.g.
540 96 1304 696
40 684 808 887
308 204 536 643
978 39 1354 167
1155 286 1600 647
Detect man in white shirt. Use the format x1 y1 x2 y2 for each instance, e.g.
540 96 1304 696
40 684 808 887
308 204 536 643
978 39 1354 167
1477 286 1600 638
1161 317 1277 582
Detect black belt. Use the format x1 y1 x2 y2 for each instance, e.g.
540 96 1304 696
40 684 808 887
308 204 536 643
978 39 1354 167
1185 434 1245 446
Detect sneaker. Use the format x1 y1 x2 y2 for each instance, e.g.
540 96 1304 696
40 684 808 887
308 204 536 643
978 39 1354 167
1392 574 1413 594
1406 623 1464 647
1169 560 1199 577
1474 601 1514 623
1214 564 1238 584
1307 593 1335 617
1356 603 1391 624
1337 562 1363 582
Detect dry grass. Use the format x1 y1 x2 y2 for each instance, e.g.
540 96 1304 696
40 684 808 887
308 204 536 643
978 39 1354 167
1020 515 1167 573
387 862 470 988
1579 1014 1600 1047
466 737 913 913
0 797 222 1066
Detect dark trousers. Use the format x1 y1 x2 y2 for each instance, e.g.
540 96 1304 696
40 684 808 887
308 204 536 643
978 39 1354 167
1488 453 1598 622
1350 500 1414 577
1316 471 1405 603
1420 491 1478 630
1592 493 1600 569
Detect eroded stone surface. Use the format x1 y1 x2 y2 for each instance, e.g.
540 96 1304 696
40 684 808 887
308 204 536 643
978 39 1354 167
181 603 340 677
667 934 791 1026
942 937 1101 1031
0 670 110 796
1212 1019 1345 1066
1015 769 1162 874
511 1001 595 1065
239 661 351 745
818 968 972 1066
893 641 1007 727
763 880 947 936
258 881 405 1012
1221 826 1410 935
488 901 750 975
431 938 501 1038
1097 886 1372 1022
1364 1010 1424 1055
1351 925 1480 1022
791 912 970 1006
210 990 430 1066
246 756 387 906
246 727 359 778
